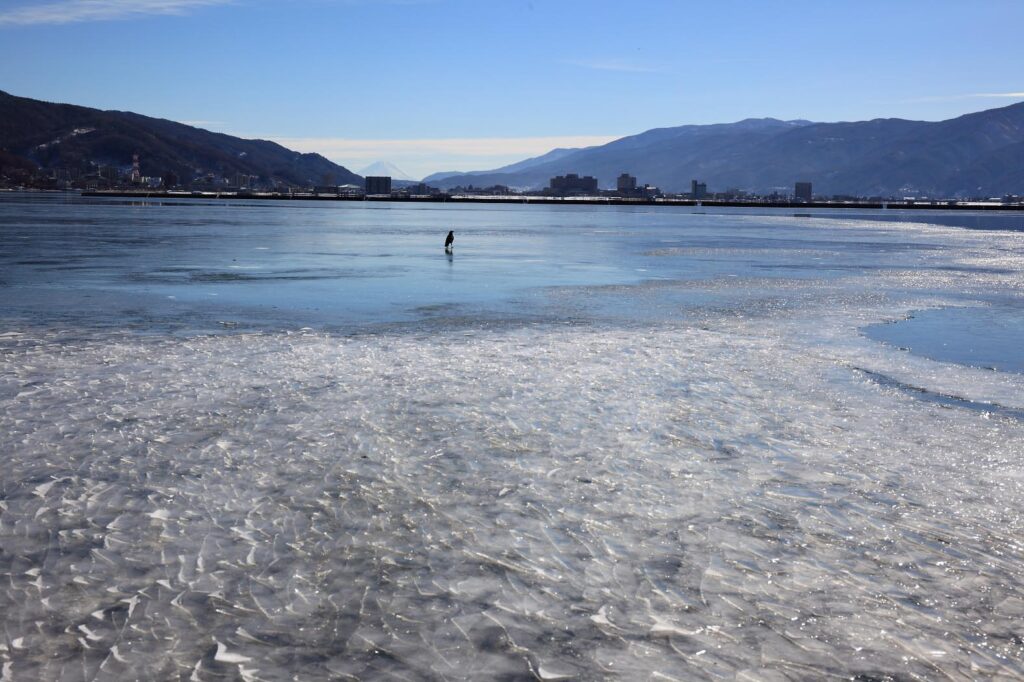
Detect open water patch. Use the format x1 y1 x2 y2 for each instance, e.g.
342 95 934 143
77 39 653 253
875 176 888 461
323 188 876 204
865 305 1024 374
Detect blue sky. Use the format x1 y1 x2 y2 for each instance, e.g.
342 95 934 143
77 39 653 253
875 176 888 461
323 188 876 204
1 0 1022 179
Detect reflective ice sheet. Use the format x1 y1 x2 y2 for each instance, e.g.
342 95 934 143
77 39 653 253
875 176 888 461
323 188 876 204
2 196 1024 680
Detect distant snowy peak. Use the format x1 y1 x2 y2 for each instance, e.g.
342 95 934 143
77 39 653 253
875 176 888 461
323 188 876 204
359 161 414 181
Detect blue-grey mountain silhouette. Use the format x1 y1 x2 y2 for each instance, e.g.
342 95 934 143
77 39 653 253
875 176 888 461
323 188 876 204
0 90 361 188
431 103 1024 197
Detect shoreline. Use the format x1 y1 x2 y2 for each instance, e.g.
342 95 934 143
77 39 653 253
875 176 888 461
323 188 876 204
77 189 1024 211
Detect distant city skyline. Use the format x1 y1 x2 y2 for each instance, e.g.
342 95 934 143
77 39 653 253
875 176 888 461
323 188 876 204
1 0 1022 179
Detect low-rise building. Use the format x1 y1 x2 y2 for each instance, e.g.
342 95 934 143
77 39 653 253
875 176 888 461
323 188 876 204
365 176 392 195
795 181 813 202
549 173 598 195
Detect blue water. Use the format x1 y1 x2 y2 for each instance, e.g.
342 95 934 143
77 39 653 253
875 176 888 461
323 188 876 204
0 194 684 330
865 305 1024 374
3 192 1021 337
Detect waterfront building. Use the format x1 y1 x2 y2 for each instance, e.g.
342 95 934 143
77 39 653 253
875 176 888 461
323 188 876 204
130 154 141 184
395 183 442 197
549 173 598 195
617 173 637 192
691 180 707 199
795 181 813 202
365 176 392 195
234 173 258 190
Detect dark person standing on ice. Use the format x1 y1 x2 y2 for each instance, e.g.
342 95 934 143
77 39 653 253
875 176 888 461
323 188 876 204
444 230 454 254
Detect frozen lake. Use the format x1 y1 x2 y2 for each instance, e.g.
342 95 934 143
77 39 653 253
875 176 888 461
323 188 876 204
2 193 1024 679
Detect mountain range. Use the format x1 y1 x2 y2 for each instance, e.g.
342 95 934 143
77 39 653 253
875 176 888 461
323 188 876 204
360 161 414 181
0 90 360 188
3 89 1022 198
428 104 1024 197
422 146 589 184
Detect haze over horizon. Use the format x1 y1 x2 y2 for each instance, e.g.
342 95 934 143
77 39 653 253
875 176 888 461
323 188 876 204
1 0 1022 179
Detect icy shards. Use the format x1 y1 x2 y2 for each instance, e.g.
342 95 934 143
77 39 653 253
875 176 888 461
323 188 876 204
2 316 1024 679
3 211 1024 679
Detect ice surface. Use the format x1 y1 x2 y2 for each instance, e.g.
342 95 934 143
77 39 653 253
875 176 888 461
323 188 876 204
2 199 1024 679
3 320 1024 679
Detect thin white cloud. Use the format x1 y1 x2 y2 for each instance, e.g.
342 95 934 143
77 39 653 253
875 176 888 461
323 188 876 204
265 134 622 180
0 0 231 26
908 91 1024 103
563 58 661 74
